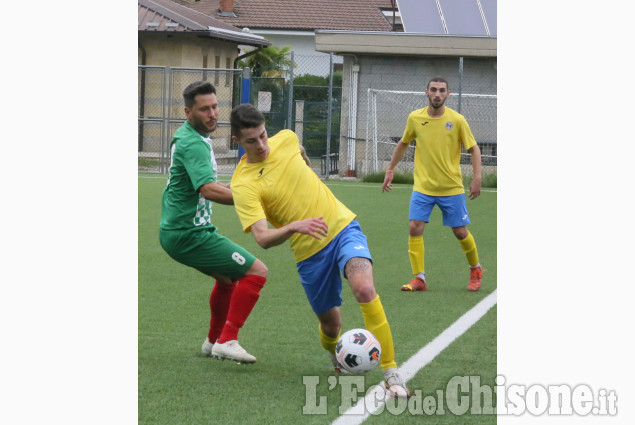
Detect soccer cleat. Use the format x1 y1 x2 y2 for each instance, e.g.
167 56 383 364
202 337 215 356
211 340 257 363
329 352 350 374
383 368 410 399
468 266 483 291
401 277 427 291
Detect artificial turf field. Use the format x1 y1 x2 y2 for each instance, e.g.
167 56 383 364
139 174 497 424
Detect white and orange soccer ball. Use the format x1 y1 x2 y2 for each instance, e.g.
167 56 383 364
335 328 381 374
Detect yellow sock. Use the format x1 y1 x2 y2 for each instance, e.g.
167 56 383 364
408 235 424 275
459 231 480 267
318 324 340 354
359 295 397 371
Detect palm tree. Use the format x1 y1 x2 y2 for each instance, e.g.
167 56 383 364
239 45 293 77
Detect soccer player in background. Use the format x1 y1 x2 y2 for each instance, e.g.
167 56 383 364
159 81 268 363
382 76 484 292
229 104 410 398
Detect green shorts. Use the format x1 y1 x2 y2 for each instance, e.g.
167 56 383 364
159 226 256 281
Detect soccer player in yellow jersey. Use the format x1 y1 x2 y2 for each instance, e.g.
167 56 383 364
230 104 409 398
382 76 484 292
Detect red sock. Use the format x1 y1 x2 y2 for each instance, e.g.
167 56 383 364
207 281 236 343
217 275 266 344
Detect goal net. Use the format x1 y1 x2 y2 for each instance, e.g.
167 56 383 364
364 89 497 176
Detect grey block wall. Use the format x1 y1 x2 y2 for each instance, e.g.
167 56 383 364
339 55 497 176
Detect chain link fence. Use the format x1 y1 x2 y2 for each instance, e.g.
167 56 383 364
138 55 495 180
138 66 167 173
138 53 343 177
249 53 343 176
341 56 497 179
365 89 497 177
138 67 243 175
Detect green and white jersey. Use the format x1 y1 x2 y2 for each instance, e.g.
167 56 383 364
160 121 217 231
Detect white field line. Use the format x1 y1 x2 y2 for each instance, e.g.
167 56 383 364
331 289 498 425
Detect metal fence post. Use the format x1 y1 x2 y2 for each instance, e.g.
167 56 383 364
325 52 334 180
287 51 294 129
458 57 463 113
160 67 167 173
165 66 173 174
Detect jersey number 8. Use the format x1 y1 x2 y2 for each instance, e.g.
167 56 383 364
232 252 246 265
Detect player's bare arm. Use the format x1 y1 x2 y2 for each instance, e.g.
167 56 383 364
250 217 329 249
468 145 482 200
198 181 233 205
382 140 409 192
299 144 311 167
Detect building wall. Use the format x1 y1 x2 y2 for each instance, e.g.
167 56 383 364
249 32 317 57
339 54 497 176
138 33 239 68
138 34 243 158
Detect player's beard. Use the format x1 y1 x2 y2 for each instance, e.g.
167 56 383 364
428 96 445 109
191 116 217 135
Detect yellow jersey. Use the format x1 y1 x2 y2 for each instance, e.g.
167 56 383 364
401 106 477 196
231 130 356 263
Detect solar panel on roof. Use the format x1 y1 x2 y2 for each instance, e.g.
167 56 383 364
395 0 445 34
396 0 496 37
441 0 488 36
479 0 497 36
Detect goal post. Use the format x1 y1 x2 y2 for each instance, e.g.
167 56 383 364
364 89 497 176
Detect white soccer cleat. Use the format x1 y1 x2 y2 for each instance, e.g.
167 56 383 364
383 368 410 398
202 337 215 356
211 340 257 363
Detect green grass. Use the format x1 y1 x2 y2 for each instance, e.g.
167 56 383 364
139 175 497 424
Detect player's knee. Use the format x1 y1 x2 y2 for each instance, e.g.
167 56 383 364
409 220 424 236
248 259 268 278
352 282 377 304
452 226 468 240
322 320 341 338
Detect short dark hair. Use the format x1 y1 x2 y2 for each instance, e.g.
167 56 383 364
427 76 449 91
230 104 266 137
183 81 216 108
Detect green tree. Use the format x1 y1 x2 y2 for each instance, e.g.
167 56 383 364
236 46 294 136
238 46 293 77
293 72 342 102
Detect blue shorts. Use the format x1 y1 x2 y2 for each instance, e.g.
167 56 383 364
296 220 372 315
409 191 470 227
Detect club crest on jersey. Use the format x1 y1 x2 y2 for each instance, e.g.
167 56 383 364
445 122 453 130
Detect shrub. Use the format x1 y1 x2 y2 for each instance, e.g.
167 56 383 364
363 171 496 188
362 171 414 184
463 173 497 188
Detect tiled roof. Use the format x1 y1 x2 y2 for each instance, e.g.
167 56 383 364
170 0 395 31
138 0 270 46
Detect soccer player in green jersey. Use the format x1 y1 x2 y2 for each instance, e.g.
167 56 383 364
229 104 409 399
159 81 268 363
382 76 484 292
